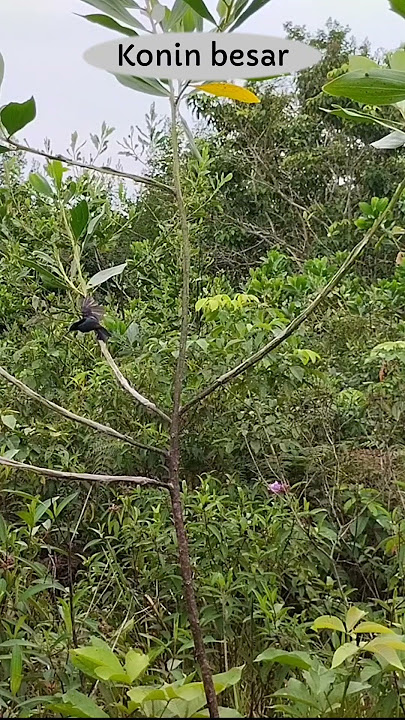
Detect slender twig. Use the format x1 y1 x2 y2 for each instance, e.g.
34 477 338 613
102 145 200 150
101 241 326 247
0 364 167 457
181 176 405 414
168 85 219 719
0 456 168 488
1 138 175 195
98 341 172 425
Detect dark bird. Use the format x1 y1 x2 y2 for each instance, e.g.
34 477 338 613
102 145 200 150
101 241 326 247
69 296 110 342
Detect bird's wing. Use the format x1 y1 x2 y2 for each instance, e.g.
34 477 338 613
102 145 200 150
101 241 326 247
82 296 104 321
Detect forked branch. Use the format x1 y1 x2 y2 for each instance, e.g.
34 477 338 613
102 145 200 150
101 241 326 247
0 365 167 457
98 341 172 425
181 176 405 414
0 456 168 488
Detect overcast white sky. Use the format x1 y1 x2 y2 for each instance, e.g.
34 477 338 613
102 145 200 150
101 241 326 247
0 0 403 164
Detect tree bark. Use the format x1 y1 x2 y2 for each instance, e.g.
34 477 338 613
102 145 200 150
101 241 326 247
167 87 219 718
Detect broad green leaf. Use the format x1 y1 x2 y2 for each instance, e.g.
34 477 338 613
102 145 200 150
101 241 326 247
46 160 65 190
10 645 22 696
254 648 312 670
115 74 170 96
182 0 216 23
346 607 367 631
87 208 105 237
54 689 108 718
21 580 64 602
231 0 273 30
354 622 395 635
371 130 405 149
0 145 9 153
366 635 405 651
29 172 54 197
125 649 149 682
78 13 138 35
212 665 244 689
127 685 157 705
71 642 124 677
1 97 36 136
71 199 89 240
88 261 127 288
21 259 68 290
313 615 345 633
390 50 405 71
94 665 129 682
371 645 404 671
0 53 4 90
1 414 16 430
80 0 145 29
348 55 379 71
390 0 405 18
195 83 260 104
331 642 359 669
323 69 405 105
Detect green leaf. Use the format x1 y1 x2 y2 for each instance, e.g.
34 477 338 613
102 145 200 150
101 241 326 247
0 53 4 90
389 50 405 71
1 414 16 430
323 69 405 105
80 0 145 29
180 114 203 162
88 262 127 288
125 649 149 682
390 0 405 19
71 640 125 681
354 622 395 635
331 642 359 669
115 74 170 97
0 145 9 153
254 648 312 670
78 13 138 35
370 644 404 671
10 645 22 696
47 160 65 190
71 199 89 240
371 130 405 149
182 0 216 24
0 97 36 136
231 0 273 31
53 689 109 718
29 172 54 197
193 709 243 718
312 615 345 633
323 105 403 132
346 607 367 631
348 55 379 71
21 260 68 290
21 580 64 602
212 665 244 690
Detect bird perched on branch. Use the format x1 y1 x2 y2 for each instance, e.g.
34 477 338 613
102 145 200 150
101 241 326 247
69 296 110 342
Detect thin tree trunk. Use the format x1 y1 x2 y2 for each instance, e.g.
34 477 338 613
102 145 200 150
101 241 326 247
168 87 219 718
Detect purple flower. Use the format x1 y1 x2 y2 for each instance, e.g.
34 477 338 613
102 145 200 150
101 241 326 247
268 481 289 495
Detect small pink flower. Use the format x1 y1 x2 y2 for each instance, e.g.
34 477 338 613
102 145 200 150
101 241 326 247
268 481 289 495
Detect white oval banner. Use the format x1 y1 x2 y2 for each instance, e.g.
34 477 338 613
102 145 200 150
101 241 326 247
84 33 322 81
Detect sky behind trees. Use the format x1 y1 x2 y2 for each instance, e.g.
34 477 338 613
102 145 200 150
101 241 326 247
0 0 402 164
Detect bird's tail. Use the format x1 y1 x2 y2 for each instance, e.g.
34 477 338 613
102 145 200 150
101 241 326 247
95 326 110 342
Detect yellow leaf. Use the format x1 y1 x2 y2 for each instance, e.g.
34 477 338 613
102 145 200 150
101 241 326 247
195 82 260 104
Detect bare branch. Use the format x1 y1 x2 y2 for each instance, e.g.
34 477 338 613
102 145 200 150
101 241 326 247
98 341 172 425
0 365 168 457
181 176 405 414
2 138 174 195
0 456 169 488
